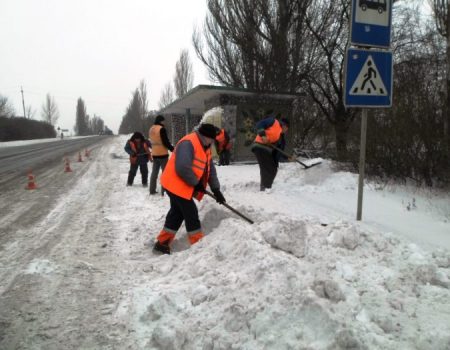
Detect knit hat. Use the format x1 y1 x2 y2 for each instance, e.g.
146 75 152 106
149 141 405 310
198 123 219 139
131 131 145 141
154 115 165 124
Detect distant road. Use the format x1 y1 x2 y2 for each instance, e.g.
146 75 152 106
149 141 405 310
0 136 111 185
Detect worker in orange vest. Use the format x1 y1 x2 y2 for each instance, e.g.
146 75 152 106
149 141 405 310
153 123 226 254
215 128 232 165
124 132 152 187
148 115 174 195
251 117 289 192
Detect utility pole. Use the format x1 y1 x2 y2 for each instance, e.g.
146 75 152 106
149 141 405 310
21 86 27 118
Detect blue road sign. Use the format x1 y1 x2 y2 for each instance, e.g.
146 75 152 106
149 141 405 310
350 0 392 48
344 48 393 108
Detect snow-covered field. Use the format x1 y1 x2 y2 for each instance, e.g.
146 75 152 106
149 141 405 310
1 135 449 349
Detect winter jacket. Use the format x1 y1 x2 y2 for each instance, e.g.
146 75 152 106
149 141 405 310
251 117 283 153
124 139 151 165
148 123 174 158
215 128 232 153
161 131 220 201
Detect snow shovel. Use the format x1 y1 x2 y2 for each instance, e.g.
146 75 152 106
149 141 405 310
205 190 254 224
269 144 322 169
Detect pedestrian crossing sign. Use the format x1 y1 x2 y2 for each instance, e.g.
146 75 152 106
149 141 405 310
344 48 393 107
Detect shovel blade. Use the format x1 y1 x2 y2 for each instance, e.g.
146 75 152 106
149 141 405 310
301 157 323 169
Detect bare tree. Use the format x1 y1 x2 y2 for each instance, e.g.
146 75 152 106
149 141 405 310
302 0 404 159
193 0 312 92
301 0 358 159
362 21 447 186
138 79 149 130
90 114 105 135
194 0 412 160
430 0 450 154
26 105 36 119
158 82 175 109
75 98 89 136
41 93 59 126
173 49 194 98
118 89 144 134
0 94 15 117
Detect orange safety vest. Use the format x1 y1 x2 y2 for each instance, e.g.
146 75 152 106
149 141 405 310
216 129 232 151
161 132 211 201
254 119 283 144
129 141 151 165
149 125 169 156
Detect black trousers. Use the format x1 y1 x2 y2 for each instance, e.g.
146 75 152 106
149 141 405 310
127 163 148 185
163 190 201 234
149 157 168 194
252 148 278 190
218 150 230 165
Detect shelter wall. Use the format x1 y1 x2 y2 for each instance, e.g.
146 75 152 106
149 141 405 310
166 113 202 145
205 94 294 161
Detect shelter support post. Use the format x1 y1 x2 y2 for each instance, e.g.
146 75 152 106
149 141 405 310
185 108 191 135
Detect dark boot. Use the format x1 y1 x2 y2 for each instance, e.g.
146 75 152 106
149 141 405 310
153 241 170 255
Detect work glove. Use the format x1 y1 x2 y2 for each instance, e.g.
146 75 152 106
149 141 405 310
212 189 226 204
193 181 206 194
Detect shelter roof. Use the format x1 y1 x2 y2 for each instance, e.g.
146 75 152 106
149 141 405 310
159 84 302 115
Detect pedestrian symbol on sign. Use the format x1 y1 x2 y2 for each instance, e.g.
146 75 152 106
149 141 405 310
349 55 387 96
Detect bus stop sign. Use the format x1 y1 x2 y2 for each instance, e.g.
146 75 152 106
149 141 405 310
350 0 393 48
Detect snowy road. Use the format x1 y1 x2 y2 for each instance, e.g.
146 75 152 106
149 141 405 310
0 137 130 348
0 136 109 186
0 135 449 349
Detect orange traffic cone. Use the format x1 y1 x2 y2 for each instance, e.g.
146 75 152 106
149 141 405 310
84 149 90 157
78 152 83 162
64 157 72 172
26 170 37 190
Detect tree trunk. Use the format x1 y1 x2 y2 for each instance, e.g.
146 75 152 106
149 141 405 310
446 25 450 158
334 120 348 160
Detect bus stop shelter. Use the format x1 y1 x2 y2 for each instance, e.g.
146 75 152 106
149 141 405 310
159 84 301 161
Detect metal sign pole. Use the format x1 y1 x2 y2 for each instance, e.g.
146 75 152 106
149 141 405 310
348 0 393 221
356 108 368 221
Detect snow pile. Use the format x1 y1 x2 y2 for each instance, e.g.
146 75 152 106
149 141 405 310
98 135 449 350
2 135 449 350
114 211 450 349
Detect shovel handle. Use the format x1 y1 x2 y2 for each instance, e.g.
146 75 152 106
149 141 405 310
268 144 310 169
205 190 254 224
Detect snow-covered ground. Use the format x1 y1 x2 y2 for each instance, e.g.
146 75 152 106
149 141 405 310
0 135 92 148
1 135 449 349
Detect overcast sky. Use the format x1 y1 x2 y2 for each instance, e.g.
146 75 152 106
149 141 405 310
0 0 210 133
